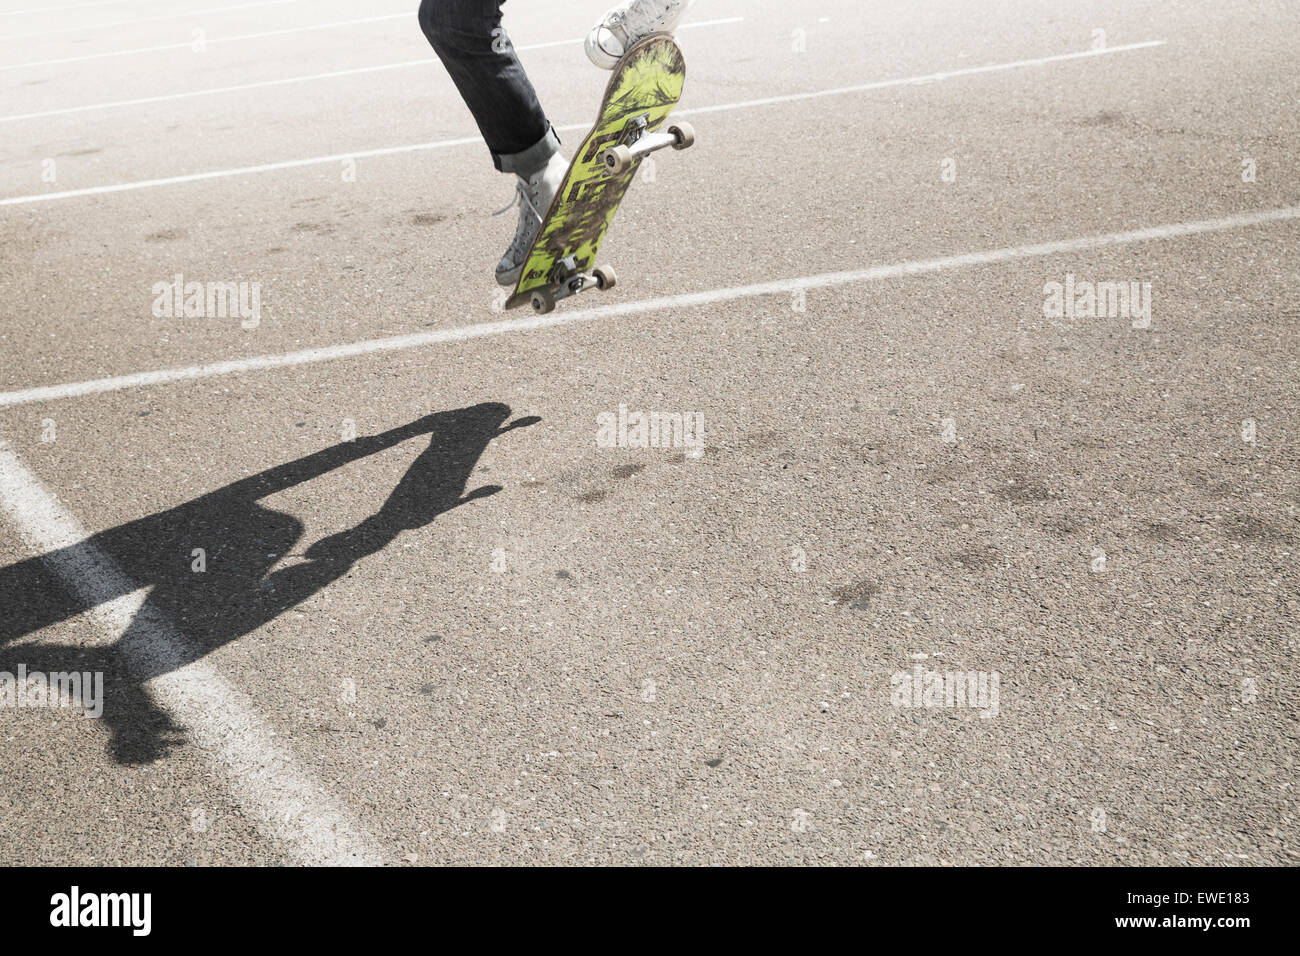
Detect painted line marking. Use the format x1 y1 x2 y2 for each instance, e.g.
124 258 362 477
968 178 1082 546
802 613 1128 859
0 39 1164 205
1 135 487 205
0 0 302 41
0 440 386 866
0 205 1293 409
0 11 411 72
679 39 1168 115
0 17 745 124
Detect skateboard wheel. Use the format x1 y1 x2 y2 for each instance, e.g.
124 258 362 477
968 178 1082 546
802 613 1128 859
603 144 634 176
669 122 695 150
593 265 617 291
530 289 556 314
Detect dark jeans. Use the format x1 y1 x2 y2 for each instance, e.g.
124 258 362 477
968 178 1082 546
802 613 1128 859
418 0 560 175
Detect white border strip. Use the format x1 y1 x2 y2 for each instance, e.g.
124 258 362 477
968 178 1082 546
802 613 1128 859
0 440 386 866
0 39 1165 205
1 205 1293 409
3 0 134 15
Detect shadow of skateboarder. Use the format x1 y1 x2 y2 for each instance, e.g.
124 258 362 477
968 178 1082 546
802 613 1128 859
0 402 539 763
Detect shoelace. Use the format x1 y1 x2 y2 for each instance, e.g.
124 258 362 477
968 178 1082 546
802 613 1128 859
492 180 541 221
491 180 544 256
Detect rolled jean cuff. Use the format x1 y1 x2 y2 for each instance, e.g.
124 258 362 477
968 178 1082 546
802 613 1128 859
494 124 561 175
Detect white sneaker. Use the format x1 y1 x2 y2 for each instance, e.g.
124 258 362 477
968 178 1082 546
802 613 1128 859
585 0 688 69
494 151 568 287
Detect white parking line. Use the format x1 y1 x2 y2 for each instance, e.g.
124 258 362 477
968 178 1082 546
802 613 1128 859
0 206 1292 409
0 39 1165 206
0 58 433 124
680 40 1168 114
0 135 486 205
0 440 386 866
0 0 301 41
0 11 410 71
0 17 746 124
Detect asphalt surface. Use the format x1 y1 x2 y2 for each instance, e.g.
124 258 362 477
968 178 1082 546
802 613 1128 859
0 0 1297 865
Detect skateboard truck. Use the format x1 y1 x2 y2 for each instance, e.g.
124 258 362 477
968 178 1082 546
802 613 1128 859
529 256 618 314
599 114 696 176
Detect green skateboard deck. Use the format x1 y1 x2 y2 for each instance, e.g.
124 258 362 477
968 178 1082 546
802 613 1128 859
505 33 691 312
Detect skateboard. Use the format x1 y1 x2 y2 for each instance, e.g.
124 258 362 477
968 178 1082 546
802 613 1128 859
505 33 694 313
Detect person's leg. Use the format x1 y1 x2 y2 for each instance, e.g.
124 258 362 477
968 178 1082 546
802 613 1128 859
418 0 558 175
419 0 570 284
